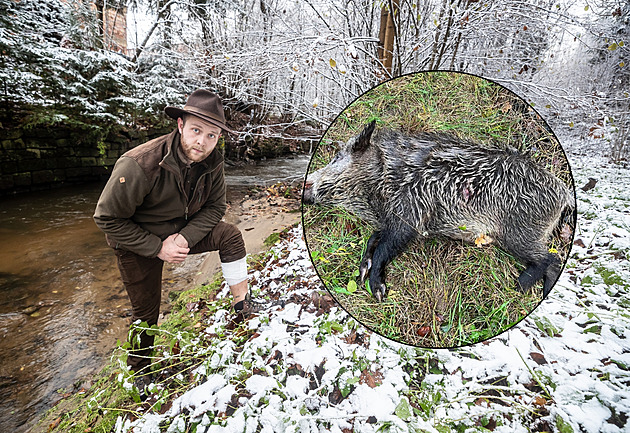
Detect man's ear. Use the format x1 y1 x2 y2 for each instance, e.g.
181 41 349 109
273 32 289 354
177 117 184 133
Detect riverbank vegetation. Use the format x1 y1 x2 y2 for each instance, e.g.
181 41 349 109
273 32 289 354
38 229 291 433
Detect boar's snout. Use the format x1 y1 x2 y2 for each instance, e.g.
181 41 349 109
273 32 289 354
302 179 316 204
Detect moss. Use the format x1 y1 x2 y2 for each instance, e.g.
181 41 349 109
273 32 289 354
264 232 281 247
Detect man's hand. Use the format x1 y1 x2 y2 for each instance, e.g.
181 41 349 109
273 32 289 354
158 233 189 263
173 233 189 249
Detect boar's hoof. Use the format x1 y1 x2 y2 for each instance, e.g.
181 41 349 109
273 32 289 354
516 255 560 296
372 283 387 303
359 258 372 285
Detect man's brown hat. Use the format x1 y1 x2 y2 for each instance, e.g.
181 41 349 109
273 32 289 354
165 89 231 133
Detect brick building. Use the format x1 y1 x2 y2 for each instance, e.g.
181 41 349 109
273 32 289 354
102 4 127 54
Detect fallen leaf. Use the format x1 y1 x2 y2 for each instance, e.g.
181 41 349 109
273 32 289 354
533 396 547 406
360 369 383 388
49 417 61 430
484 417 497 431
530 352 548 365
416 326 431 337
474 397 487 406
475 233 494 246
581 177 597 191
328 386 345 404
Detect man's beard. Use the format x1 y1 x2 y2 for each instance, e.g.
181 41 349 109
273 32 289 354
179 136 205 163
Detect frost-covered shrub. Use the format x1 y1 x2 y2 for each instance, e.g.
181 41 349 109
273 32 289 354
0 0 186 128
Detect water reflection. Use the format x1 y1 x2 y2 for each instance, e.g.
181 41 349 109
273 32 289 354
0 184 123 432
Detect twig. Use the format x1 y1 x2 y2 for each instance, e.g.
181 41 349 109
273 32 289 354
574 249 627 262
515 347 552 401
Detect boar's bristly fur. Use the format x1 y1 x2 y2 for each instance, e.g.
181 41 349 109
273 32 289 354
304 121 574 302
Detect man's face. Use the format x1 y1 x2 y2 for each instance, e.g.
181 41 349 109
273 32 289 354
177 115 222 163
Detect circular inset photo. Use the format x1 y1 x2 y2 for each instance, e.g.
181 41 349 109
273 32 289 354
301 71 576 348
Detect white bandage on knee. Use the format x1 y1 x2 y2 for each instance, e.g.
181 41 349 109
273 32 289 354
221 257 248 286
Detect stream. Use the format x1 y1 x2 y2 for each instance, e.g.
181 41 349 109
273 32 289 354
0 154 309 432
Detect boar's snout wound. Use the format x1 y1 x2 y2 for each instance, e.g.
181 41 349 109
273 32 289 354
304 122 574 302
302 177 318 205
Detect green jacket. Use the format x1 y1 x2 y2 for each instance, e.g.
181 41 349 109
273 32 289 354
93 129 227 258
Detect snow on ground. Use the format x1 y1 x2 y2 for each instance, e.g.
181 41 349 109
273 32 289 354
115 154 630 433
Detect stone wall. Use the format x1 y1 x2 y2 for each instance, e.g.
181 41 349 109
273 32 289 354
0 120 318 196
0 125 170 196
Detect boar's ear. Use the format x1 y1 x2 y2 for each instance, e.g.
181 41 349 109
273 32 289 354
351 120 376 153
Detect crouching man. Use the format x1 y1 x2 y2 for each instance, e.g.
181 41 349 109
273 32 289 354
94 89 250 379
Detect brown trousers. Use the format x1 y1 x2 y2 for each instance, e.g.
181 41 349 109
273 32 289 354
115 221 246 372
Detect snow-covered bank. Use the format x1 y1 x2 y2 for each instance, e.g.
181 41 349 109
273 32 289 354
113 155 629 433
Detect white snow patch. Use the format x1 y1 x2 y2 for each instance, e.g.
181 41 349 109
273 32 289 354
168 374 234 420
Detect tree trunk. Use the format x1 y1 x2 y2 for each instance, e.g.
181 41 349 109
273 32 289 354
378 0 399 77
94 0 104 49
159 0 172 50
429 0 448 70
377 6 388 63
131 0 176 63
435 4 455 69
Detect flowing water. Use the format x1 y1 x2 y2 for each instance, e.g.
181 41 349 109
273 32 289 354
0 155 309 432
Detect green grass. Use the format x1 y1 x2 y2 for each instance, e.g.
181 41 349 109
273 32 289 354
303 71 575 348
303 204 542 347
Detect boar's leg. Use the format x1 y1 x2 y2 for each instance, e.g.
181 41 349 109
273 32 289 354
368 226 415 302
503 230 563 298
542 253 562 297
516 251 562 298
359 231 381 285
516 262 547 293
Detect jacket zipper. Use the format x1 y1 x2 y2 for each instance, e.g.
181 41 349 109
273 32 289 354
160 149 218 220
161 163 191 220
181 171 212 220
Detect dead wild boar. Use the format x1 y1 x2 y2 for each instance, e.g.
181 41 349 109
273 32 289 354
303 121 574 302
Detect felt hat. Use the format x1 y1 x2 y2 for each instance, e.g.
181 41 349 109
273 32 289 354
165 89 231 133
